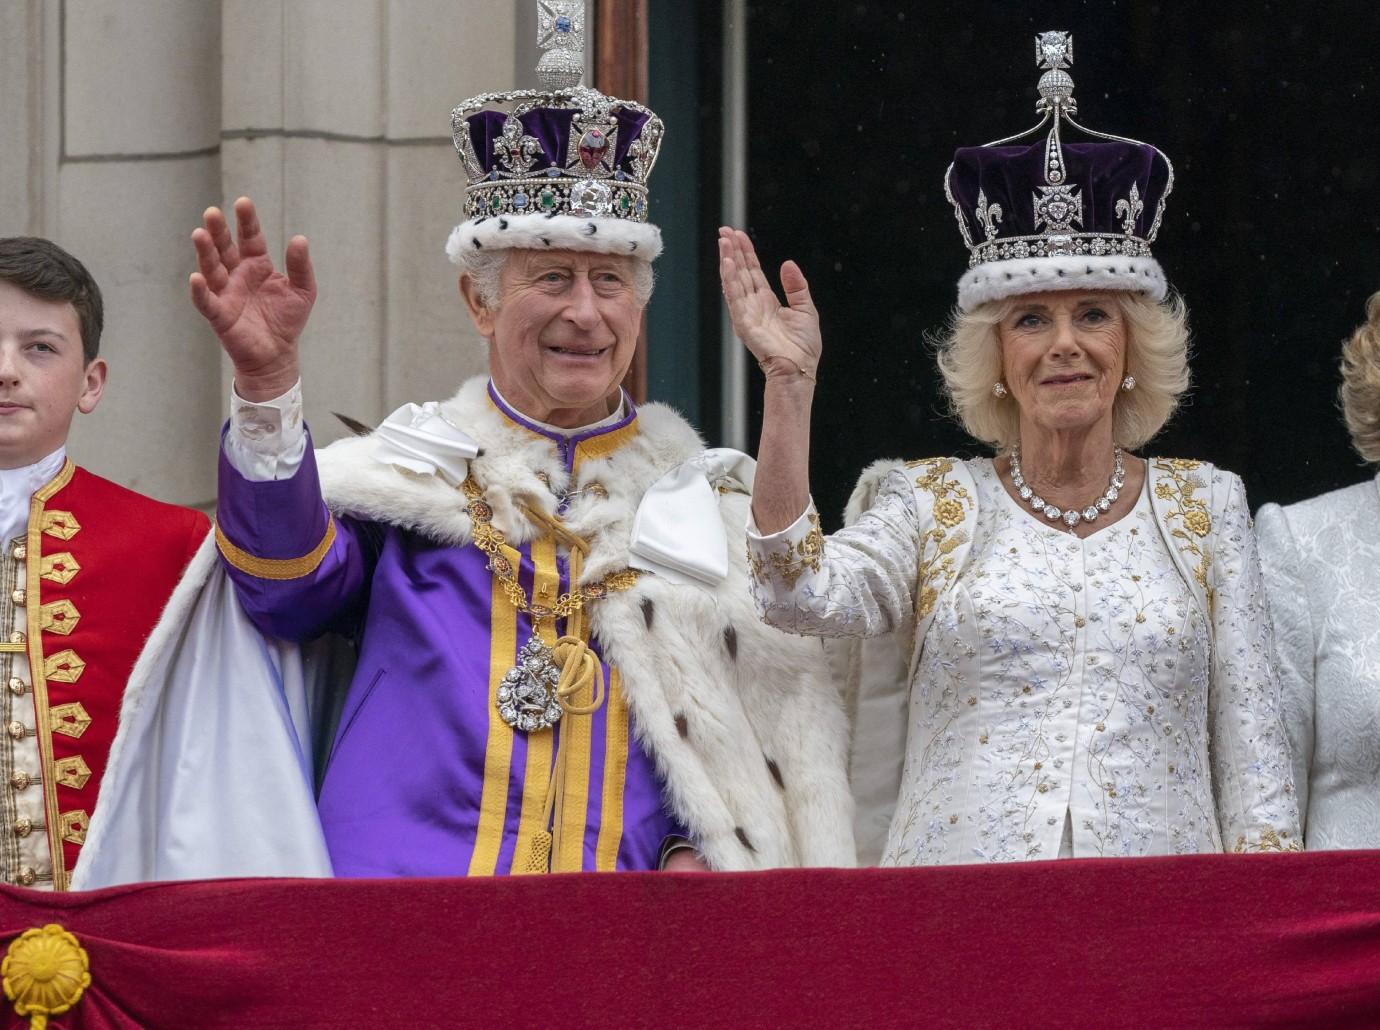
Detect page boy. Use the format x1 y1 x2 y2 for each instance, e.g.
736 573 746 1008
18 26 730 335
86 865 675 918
0 237 208 889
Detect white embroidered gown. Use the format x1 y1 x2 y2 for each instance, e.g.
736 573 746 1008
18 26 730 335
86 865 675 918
748 458 1300 865
1257 473 1380 849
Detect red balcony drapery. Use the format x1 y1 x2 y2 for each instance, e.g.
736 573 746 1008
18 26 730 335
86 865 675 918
1 851 1378 1027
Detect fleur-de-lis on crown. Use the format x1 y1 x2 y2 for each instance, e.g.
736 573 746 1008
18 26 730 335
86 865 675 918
1116 183 1144 236
493 116 542 176
974 189 1003 242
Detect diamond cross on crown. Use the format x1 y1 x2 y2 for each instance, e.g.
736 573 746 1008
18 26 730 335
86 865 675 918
538 0 585 52
1036 31 1073 70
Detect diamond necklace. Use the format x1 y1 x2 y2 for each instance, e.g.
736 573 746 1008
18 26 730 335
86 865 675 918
1009 445 1124 530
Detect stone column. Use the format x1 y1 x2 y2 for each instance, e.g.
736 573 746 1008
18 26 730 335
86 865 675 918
220 0 516 444
1 0 531 506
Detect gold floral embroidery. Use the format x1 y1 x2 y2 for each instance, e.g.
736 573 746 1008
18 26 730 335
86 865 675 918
1233 828 1303 853
764 511 824 590
746 547 768 583
908 458 974 618
1152 458 1213 603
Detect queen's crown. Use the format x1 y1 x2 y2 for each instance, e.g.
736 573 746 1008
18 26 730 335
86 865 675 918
944 31 1174 272
451 1 663 225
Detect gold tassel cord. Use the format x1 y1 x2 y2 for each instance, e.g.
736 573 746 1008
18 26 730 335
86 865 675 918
519 501 591 557
526 548 608 872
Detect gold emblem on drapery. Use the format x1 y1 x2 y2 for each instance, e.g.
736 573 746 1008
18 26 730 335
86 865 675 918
2 923 91 1029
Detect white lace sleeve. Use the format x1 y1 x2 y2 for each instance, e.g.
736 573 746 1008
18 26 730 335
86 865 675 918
745 470 923 639
1254 502 1315 828
1208 474 1304 852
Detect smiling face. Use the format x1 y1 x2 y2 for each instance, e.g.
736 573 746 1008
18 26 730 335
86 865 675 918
0 281 106 469
460 249 645 429
999 290 1128 444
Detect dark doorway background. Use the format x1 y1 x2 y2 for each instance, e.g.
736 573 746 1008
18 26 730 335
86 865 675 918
741 2 1380 529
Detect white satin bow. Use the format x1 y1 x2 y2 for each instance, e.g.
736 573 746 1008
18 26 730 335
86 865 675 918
629 448 757 587
371 402 480 486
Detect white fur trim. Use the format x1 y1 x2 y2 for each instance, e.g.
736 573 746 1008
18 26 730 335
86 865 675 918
957 255 1167 311
446 213 662 264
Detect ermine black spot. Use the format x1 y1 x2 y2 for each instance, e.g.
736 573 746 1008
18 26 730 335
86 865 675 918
723 625 738 661
766 757 784 789
641 598 655 629
734 827 756 852
675 714 689 738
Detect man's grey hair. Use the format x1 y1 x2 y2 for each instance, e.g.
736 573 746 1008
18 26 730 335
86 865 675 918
461 249 655 310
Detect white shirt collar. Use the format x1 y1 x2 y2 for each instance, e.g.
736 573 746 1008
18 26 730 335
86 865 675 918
489 382 627 438
0 447 68 544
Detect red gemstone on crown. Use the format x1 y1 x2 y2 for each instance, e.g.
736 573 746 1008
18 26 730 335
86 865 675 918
578 129 609 169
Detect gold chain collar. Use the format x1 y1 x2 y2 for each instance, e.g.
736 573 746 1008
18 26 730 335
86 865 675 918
461 475 640 621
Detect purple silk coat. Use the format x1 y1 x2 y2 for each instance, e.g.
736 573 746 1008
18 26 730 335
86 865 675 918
216 392 683 876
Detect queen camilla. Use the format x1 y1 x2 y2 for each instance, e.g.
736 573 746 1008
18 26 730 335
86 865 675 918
723 32 1301 865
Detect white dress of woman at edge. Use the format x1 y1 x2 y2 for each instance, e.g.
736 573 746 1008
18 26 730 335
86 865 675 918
748 452 1297 865
1257 472 1380 850
1256 291 1380 849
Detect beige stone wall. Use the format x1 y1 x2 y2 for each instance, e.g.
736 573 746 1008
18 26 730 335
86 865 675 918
0 0 540 507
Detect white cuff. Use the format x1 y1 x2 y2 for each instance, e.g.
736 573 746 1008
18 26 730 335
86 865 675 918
746 500 818 545
224 380 307 482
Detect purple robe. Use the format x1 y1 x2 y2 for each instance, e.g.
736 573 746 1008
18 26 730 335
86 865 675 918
215 389 683 875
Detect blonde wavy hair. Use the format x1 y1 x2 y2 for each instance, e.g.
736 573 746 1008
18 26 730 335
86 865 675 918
935 290 1191 450
1340 290 1380 464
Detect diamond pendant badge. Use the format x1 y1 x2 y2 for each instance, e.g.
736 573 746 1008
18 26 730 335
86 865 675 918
496 637 563 732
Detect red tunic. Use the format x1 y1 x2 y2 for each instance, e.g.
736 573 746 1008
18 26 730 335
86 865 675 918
19 461 208 888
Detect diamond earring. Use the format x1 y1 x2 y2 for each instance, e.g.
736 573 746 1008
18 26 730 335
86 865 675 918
992 382 1008 398
1121 375 1136 392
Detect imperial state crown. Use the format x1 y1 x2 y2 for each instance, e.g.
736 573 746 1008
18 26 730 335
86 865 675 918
445 1 665 263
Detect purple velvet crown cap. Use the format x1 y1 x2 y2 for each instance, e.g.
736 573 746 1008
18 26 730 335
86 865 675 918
946 30 1176 312
465 105 654 181
948 139 1171 249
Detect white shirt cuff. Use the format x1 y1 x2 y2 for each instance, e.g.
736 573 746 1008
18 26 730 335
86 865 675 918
224 380 307 482
746 500 818 545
